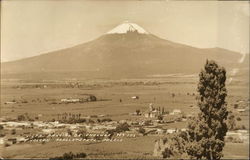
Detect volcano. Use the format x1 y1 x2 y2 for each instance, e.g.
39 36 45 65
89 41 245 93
1 21 246 79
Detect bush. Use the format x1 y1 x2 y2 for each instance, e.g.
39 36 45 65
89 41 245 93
90 115 98 118
162 148 173 158
106 129 116 138
4 143 10 147
62 152 74 160
241 125 246 130
157 115 163 120
75 152 87 158
88 95 97 102
88 119 95 123
136 109 141 115
227 112 236 130
11 129 16 135
235 125 246 130
226 136 234 142
0 133 6 137
144 120 152 126
172 93 175 97
115 123 130 133
49 151 86 160
234 104 239 109
101 118 112 122
17 115 26 121
49 152 87 160
138 127 146 135
226 136 243 143
21 100 28 103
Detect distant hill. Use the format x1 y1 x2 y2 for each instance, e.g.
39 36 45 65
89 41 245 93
1 22 247 79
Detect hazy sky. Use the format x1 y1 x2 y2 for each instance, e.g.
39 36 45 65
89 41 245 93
1 0 249 62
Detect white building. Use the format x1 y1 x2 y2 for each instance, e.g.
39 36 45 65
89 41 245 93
170 109 181 115
61 98 80 103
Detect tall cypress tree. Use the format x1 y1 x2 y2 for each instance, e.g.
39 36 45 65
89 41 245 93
186 60 228 160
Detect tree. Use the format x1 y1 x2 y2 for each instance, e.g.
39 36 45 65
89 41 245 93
11 129 16 135
115 123 130 133
49 152 87 160
136 109 140 115
157 115 163 121
161 131 189 159
89 95 97 101
17 114 26 121
227 112 236 130
138 127 146 135
186 60 228 160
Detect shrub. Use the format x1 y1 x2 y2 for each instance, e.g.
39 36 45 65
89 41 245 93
0 133 5 137
4 143 10 147
227 112 236 130
90 115 98 118
162 148 173 158
236 117 241 121
17 115 26 121
101 118 112 122
157 115 163 120
88 119 95 123
234 104 239 109
89 95 97 101
226 136 234 142
144 120 152 126
106 129 116 138
11 129 16 135
136 109 141 115
75 152 87 158
138 127 146 135
62 152 74 160
115 123 130 133
21 100 28 103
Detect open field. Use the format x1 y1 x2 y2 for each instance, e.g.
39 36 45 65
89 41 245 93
1 75 249 158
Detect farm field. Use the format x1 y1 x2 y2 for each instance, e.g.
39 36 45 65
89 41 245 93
0 75 249 158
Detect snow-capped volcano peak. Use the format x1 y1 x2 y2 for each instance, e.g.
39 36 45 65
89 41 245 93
106 21 149 34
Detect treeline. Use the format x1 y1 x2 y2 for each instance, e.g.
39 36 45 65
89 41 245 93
49 152 87 160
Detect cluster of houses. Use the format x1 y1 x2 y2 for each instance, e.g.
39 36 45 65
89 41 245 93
1 113 190 147
60 94 97 103
225 129 249 143
143 103 182 118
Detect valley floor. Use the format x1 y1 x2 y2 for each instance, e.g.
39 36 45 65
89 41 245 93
0 76 249 158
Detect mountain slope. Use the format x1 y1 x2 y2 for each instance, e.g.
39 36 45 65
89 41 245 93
1 22 245 79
